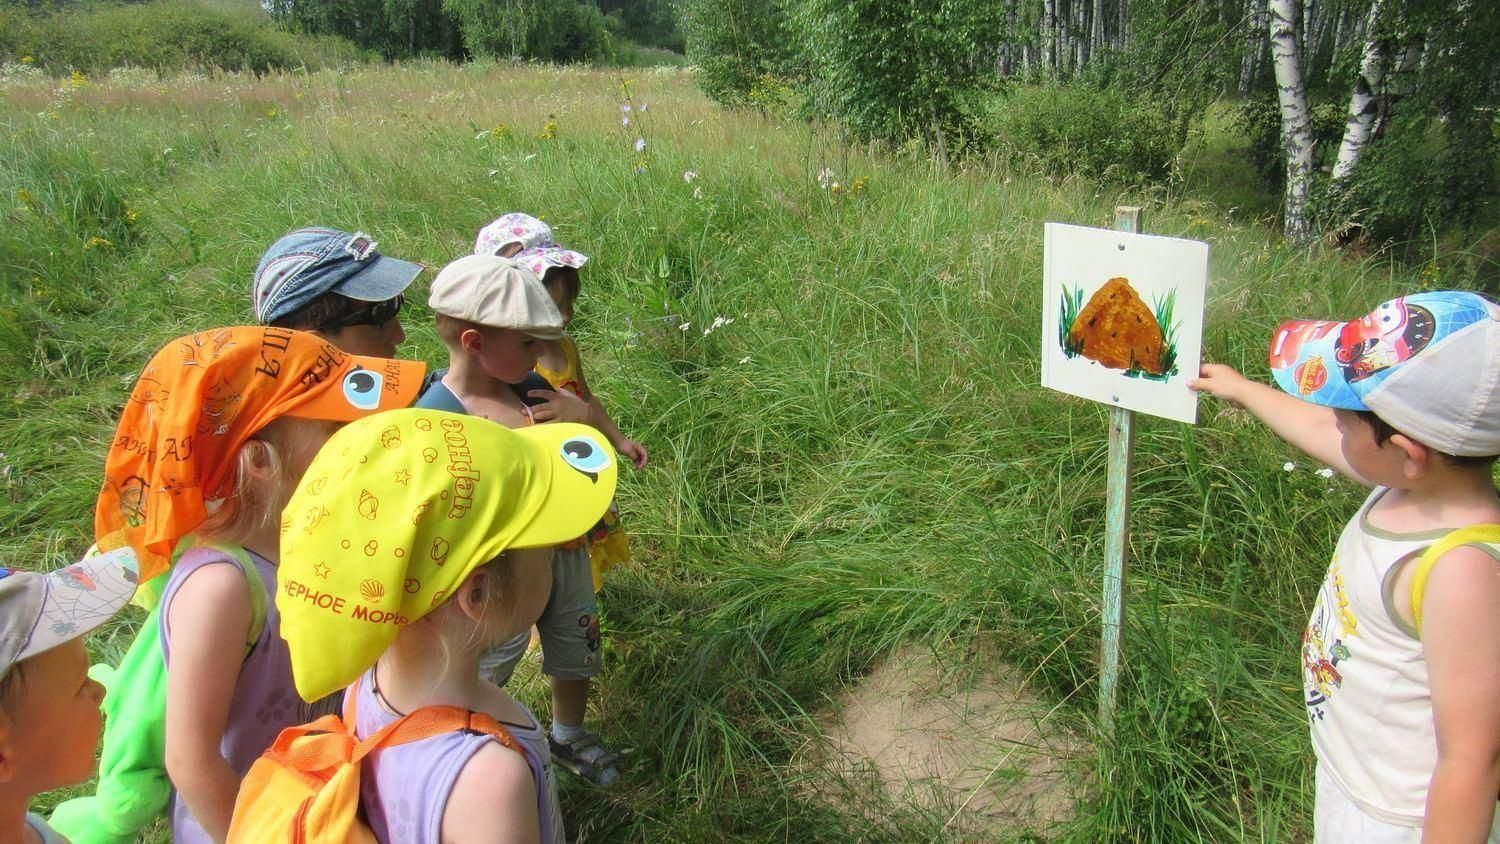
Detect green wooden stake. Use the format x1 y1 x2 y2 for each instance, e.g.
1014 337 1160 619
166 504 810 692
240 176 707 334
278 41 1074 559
1099 205 1143 735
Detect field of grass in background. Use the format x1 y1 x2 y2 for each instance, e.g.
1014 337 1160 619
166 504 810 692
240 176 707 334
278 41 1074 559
2 62 1488 841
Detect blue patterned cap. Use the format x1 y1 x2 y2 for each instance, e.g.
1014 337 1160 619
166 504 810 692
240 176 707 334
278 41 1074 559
1268 291 1500 456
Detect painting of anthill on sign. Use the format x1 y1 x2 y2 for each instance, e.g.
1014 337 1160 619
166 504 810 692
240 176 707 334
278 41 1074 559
1041 223 1208 424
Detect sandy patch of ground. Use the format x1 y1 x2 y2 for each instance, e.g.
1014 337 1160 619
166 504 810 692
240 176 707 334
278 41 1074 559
813 644 1091 839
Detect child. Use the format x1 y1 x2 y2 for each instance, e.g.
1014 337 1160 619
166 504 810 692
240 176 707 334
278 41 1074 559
415 253 589 427
0 547 138 844
496 219 649 588
276 409 619 843
253 227 423 358
95 327 426 843
428 241 622 784
1191 291 1500 841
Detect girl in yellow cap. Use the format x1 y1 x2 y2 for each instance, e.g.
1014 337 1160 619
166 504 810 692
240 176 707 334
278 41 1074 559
278 409 618 844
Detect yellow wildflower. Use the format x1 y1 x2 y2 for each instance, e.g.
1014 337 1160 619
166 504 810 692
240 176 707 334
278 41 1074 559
69 70 87 89
850 176 869 194
537 118 558 140
124 208 139 223
489 124 512 140
15 189 35 208
20 55 34 65
84 236 112 251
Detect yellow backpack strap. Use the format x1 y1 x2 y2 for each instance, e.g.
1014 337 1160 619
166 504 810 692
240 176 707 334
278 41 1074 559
1411 525 1500 634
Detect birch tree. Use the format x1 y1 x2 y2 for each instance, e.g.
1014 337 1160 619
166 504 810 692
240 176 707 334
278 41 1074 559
1269 0 1316 242
1330 0 1385 184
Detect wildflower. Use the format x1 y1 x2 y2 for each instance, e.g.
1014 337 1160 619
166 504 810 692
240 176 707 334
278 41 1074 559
15 188 36 208
1315 467 1335 479
683 170 698 183
638 102 648 112
634 137 647 152
620 103 632 113
538 118 558 140
84 236 112 251
265 108 279 119
489 124 512 139
487 169 499 177
692 186 703 200
20 56 34 65
69 70 87 89
850 175 869 194
1282 462 1297 472
678 322 691 331
816 167 834 189
738 356 751 364
621 116 631 128
124 208 138 223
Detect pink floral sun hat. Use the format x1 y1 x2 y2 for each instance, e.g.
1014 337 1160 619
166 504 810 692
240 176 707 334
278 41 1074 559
474 212 588 278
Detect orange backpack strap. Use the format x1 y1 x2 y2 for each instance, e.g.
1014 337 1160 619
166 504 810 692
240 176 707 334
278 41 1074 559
341 674 523 764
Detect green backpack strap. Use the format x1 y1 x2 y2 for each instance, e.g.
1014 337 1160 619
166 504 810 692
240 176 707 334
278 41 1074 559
48 543 269 842
1410 524 1500 634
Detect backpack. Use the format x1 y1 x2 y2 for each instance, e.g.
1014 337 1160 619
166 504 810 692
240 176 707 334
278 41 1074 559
48 543 268 844
1408 523 1500 634
226 676 522 843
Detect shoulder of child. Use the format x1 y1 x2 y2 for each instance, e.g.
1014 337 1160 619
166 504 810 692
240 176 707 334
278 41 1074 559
441 741 539 844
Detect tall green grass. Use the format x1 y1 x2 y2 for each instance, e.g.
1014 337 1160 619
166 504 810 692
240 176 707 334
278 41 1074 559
2 62 1488 840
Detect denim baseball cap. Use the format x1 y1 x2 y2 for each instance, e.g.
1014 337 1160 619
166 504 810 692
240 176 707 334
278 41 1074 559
253 227 423 324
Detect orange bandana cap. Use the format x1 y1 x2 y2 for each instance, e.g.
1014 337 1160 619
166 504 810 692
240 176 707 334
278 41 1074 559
95 326 427 582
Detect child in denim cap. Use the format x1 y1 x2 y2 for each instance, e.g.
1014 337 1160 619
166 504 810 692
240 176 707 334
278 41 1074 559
1192 291 1500 841
253 227 423 358
0 547 138 844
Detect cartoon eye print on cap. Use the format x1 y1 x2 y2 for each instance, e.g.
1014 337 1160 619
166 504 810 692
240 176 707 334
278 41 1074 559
342 367 384 411
560 435 612 483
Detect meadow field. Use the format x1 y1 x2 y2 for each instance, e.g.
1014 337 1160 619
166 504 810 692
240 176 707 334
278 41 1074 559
0 61 1474 841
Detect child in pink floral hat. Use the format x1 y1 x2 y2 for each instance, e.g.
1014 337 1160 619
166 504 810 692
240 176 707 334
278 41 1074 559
473 213 647 786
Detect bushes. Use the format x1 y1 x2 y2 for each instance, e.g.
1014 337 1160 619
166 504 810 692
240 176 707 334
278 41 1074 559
680 0 800 107
0 0 368 75
977 83 1184 182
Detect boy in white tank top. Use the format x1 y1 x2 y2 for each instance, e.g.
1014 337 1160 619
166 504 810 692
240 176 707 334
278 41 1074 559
1191 291 1500 842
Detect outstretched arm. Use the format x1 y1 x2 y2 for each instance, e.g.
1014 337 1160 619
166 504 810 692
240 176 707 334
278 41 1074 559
1421 545 1500 842
1190 363 1360 483
571 355 648 470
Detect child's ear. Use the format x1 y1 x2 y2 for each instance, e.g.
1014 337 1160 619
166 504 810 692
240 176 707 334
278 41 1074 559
459 328 484 355
1389 433 1430 480
0 709 14 783
240 439 280 483
453 569 489 624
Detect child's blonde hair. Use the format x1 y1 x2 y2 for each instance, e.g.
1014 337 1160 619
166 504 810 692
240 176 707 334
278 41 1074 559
196 417 337 548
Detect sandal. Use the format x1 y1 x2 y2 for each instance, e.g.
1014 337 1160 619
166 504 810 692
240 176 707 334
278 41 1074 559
549 728 621 785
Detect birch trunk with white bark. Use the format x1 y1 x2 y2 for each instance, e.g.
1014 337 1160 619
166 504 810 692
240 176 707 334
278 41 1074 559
1043 0 1057 74
1330 0 1385 184
1269 0 1316 242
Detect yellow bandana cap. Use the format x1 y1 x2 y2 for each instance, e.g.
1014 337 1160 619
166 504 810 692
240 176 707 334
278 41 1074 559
277 409 618 701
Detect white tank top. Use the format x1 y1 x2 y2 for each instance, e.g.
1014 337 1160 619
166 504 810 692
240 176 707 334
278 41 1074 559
1305 487 1500 827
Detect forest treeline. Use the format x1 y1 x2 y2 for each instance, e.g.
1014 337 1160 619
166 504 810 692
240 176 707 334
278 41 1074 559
680 0 1499 247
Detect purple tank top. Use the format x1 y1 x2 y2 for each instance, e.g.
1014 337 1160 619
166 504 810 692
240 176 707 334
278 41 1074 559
353 668 564 844
160 545 341 844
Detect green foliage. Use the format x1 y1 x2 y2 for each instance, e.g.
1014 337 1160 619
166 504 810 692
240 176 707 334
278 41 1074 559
793 0 1007 142
442 0 614 62
1235 93 1347 193
976 83 1182 182
0 0 368 74
680 0 799 107
599 0 683 53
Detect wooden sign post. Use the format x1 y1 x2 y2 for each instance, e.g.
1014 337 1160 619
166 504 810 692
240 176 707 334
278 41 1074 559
1041 207 1207 736
1098 206 1141 734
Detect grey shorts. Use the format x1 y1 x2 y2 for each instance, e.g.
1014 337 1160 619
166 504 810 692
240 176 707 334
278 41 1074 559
480 543 601 686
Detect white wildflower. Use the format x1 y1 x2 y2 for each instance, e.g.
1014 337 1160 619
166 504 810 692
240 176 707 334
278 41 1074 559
738 356 751 364
683 170 698 183
679 322 691 331
634 137 647 152
487 169 499 177
1282 461 1297 472
816 167 834 189
621 116 631 127
1315 467 1335 479
692 186 703 200
620 103 632 113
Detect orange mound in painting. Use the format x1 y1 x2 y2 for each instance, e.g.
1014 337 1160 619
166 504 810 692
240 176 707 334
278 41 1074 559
1067 277 1165 375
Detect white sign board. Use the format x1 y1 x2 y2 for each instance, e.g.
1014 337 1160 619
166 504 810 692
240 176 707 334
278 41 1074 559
1041 223 1208 424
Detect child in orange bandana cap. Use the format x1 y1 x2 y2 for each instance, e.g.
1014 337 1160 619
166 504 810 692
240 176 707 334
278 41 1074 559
90 327 424 844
